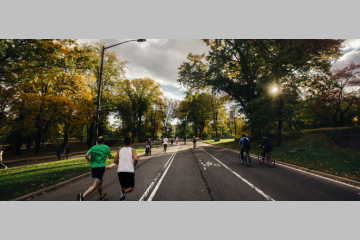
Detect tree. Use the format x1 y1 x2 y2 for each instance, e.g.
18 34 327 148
316 62 360 126
118 78 162 143
162 97 180 135
178 39 344 145
80 41 128 147
178 92 213 139
0 39 95 84
147 97 166 139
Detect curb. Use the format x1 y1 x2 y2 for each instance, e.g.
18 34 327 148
200 141 360 188
11 144 161 201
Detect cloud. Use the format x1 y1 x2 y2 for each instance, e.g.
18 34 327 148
342 39 360 51
90 39 210 87
332 50 360 70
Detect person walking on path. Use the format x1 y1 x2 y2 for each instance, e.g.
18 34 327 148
146 138 152 154
0 147 7 169
77 136 113 201
56 145 63 160
163 136 168 153
176 136 178 145
64 144 70 159
113 137 138 201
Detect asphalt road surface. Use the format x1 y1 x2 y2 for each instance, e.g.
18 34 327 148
31 141 360 201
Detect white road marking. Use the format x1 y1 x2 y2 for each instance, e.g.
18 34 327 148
214 164 220 167
204 167 206 170
146 146 179 201
201 148 275 201
139 146 178 201
202 142 360 190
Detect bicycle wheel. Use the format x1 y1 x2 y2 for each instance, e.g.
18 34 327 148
268 154 275 167
239 153 244 164
245 154 251 167
258 152 264 164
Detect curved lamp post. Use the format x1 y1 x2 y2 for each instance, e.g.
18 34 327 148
94 39 146 146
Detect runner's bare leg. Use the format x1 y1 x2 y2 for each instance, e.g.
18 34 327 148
83 178 102 198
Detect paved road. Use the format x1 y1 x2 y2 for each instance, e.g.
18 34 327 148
31 141 360 201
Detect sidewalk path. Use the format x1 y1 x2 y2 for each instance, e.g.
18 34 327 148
4 141 162 168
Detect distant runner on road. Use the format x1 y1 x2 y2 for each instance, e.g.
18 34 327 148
163 136 168 153
176 137 179 144
114 137 138 201
77 136 112 201
193 136 197 148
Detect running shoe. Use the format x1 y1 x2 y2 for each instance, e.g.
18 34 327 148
120 189 126 201
77 193 84 201
99 193 107 201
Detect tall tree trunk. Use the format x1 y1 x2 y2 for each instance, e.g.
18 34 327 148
138 115 142 143
63 121 70 146
87 123 94 149
358 105 360 126
184 123 186 137
14 114 24 156
34 130 42 154
15 130 22 156
332 108 340 126
339 110 345 127
277 95 284 146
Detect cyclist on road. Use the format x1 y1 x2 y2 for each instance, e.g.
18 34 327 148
259 136 273 161
193 136 197 148
238 134 250 161
163 136 168 153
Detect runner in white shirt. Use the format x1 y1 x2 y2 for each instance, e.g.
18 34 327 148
113 137 138 201
163 136 169 153
176 137 178 145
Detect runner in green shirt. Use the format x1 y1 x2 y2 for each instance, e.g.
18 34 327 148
77 136 113 201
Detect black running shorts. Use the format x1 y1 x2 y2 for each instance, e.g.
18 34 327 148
118 172 135 188
92 167 105 180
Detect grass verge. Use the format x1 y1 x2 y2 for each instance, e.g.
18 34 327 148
0 143 161 201
200 135 360 182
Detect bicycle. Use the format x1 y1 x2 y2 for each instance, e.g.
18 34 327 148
239 150 251 167
258 151 275 167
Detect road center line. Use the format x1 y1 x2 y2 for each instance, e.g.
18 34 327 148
146 146 179 201
200 148 275 201
139 146 178 201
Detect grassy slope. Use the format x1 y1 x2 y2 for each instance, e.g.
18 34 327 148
0 143 161 201
200 134 360 182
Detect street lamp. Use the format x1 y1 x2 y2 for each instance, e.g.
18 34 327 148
93 39 146 146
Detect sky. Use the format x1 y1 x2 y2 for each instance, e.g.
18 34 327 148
79 39 360 126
